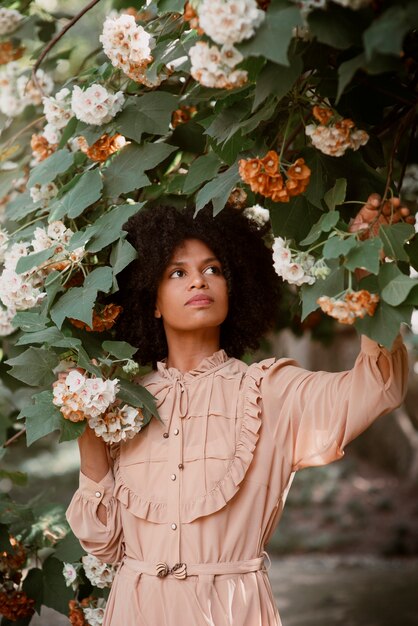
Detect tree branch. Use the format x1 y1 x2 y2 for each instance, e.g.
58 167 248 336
3 427 26 447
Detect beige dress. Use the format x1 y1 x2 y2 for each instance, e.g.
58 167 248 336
66 335 408 626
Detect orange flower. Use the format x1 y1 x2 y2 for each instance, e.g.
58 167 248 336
0 41 25 65
238 157 262 182
270 186 290 203
69 599 89 626
183 2 204 33
312 105 333 125
287 157 310 181
249 172 271 195
171 105 197 128
69 304 123 333
78 134 127 162
317 290 379 325
345 290 379 317
260 150 279 175
31 133 57 162
0 591 35 621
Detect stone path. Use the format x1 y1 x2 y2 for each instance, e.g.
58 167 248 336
31 555 418 625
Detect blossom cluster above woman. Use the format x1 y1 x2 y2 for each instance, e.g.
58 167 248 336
66 203 408 626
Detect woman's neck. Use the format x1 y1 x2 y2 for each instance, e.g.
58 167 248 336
164 329 221 373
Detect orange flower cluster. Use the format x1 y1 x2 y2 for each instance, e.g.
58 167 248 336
171 105 197 128
183 2 204 33
76 134 126 162
238 150 311 203
69 598 91 626
31 133 57 163
0 536 26 572
312 105 333 125
0 41 24 65
69 303 123 333
317 290 379 325
226 187 248 210
0 590 35 621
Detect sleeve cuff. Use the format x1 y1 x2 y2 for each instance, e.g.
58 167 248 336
79 468 115 506
360 333 404 356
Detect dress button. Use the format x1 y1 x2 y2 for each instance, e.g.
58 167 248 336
95 491 101 498
171 474 176 481
163 432 169 438
171 523 177 530
173 428 179 435
178 463 184 470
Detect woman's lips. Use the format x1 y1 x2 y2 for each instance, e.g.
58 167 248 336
185 295 214 305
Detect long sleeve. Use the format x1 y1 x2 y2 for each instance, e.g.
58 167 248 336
260 334 409 471
66 467 124 564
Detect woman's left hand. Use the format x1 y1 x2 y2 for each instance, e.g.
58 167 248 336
348 192 415 238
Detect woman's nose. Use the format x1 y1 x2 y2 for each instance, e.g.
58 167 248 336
190 272 207 288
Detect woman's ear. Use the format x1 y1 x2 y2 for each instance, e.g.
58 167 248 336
154 308 162 319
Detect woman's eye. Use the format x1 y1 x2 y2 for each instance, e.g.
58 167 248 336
170 269 184 278
205 265 221 275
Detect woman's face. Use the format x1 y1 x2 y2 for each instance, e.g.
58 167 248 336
154 238 229 333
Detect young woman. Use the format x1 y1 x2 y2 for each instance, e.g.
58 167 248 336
66 203 409 626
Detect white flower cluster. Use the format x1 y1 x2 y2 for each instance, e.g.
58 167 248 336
272 237 330 286
242 204 270 229
402 164 418 202
71 84 124 126
30 220 85 268
189 41 247 89
82 554 117 589
29 182 58 208
0 64 54 117
83 603 106 626
42 87 74 145
305 122 369 157
0 8 23 36
0 306 16 337
88 403 145 443
198 0 264 45
0 228 9 263
52 369 119 422
100 14 156 84
62 562 80 589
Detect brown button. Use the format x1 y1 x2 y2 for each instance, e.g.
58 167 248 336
163 432 169 438
178 463 184 470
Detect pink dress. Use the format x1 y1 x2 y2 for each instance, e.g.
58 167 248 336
66 335 408 625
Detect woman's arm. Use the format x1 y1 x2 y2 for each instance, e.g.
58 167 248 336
78 426 110 525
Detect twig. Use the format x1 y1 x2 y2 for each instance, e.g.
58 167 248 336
3 427 26 447
31 0 103 93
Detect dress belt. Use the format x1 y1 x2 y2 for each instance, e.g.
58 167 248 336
122 552 270 581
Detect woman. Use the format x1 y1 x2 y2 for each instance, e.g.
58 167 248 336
66 202 409 626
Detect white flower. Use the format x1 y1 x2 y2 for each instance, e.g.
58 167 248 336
53 372 120 422
189 41 247 89
88 404 144 443
83 606 106 626
42 88 73 129
0 63 25 117
47 220 70 241
16 69 54 106
3 242 30 271
0 8 23 36
0 269 46 310
62 562 78 587
42 123 62 145
71 84 125 125
82 554 117 588
29 182 58 207
243 204 270 229
198 0 265 45
31 227 54 253
272 237 328 286
0 306 16 336
0 228 9 263
65 370 87 393
305 122 369 157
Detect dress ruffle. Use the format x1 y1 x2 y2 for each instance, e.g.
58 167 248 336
112 357 276 524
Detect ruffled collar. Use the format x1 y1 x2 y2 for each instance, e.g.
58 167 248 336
156 348 230 381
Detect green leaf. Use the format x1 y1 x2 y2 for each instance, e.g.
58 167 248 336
299 211 340 246
337 53 365 101
300 262 345 320
54 530 86 562
303 149 329 210
156 0 184 11
238 5 303 65
377 262 403 289
324 179 347 211
117 379 161 422
344 238 382 275
17 391 63 446
363 5 417 60
59 418 86 443
15 247 56 275
102 340 137 360
42 556 74 615
183 152 222 194
308 4 363 50
195 163 240 216
22 567 44 613
381 274 418 306
5 348 58 386
323 235 356 259
355 301 412 348
56 168 103 219
115 92 178 143
269 195 323 244
110 238 138 275
84 266 113 292
28 149 74 187
379 223 415 261
103 143 176 197
205 101 251 144
253 55 303 111
11 311 49 332
15 326 79 347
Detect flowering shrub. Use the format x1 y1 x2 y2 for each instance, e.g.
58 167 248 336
0 0 417 620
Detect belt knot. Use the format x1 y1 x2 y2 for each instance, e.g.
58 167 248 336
156 561 187 579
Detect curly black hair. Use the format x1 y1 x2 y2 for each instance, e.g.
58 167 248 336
112 204 281 368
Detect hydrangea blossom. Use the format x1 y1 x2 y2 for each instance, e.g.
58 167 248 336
0 269 46 310
272 237 330 286
83 605 106 626
0 8 23 36
305 121 369 157
42 88 73 129
52 370 120 422
82 555 117 589
197 0 265 45
242 204 270 229
88 403 145 443
189 41 247 89
71 84 124 126
100 14 156 83
29 182 58 208
16 69 54 106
